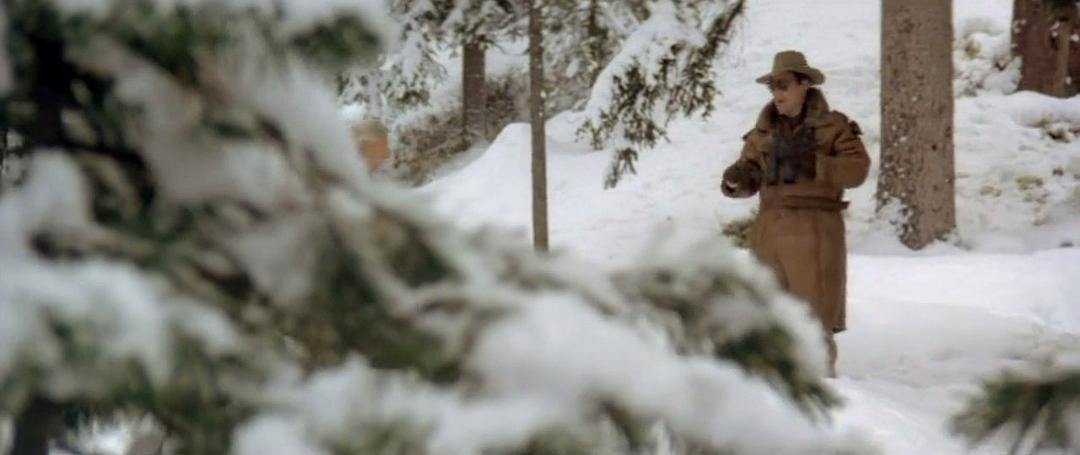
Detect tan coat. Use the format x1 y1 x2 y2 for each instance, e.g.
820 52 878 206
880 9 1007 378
722 89 870 333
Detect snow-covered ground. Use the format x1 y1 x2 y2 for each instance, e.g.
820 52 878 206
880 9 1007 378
424 0 1080 453
837 250 1080 454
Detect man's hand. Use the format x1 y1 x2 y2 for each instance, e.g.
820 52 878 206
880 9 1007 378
722 161 762 198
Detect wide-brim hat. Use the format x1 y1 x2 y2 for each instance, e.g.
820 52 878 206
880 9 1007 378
755 50 826 85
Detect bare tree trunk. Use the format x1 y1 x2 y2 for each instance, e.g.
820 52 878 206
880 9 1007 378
1051 13 1073 94
0 125 7 185
529 0 548 252
462 38 487 146
10 397 59 455
879 0 956 250
1013 0 1078 97
1067 4 1080 93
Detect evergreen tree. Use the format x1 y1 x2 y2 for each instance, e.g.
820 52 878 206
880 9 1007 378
574 0 746 188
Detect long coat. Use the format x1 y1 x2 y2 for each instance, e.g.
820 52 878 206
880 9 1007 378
722 88 870 332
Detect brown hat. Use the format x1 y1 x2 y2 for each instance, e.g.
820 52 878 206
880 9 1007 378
755 50 825 85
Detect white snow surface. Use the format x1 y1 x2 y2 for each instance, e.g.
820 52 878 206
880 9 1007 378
425 0 1080 454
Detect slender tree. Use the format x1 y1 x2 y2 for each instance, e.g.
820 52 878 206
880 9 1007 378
462 37 488 145
529 0 548 252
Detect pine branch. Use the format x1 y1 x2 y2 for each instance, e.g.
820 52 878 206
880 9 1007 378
953 368 1080 454
578 0 746 188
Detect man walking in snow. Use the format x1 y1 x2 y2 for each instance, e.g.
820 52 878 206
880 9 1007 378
720 50 870 377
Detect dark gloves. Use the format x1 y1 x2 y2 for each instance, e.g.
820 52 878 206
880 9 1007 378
722 160 763 198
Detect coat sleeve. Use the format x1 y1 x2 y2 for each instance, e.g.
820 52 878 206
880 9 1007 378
817 117 870 189
721 130 764 198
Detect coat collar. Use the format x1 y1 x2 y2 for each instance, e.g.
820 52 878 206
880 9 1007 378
754 88 832 131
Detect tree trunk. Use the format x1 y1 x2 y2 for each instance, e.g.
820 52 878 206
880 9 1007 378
462 38 487 146
0 125 7 186
1013 0 1078 97
879 0 956 250
1068 3 1080 92
529 0 548 252
10 397 60 455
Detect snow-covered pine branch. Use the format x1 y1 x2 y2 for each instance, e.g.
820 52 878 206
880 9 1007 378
339 0 522 119
577 0 745 188
338 0 451 118
952 356 1080 455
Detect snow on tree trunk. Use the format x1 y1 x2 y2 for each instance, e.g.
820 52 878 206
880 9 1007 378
462 38 488 145
1012 0 1079 97
529 0 549 252
879 0 957 250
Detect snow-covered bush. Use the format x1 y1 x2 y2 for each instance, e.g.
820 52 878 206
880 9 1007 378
953 16 1019 97
0 1 867 453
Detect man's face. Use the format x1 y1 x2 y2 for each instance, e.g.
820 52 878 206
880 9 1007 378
768 71 810 116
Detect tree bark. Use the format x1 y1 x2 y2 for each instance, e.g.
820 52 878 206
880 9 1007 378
462 38 487 146
0 125 7 189
1067 3 1080 93
529 0 548 252
879 0 956 250
1013 0 1078 97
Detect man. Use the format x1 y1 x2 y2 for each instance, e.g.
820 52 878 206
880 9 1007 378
720 50 870 377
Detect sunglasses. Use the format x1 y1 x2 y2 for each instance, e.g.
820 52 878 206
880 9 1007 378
766 78 796 92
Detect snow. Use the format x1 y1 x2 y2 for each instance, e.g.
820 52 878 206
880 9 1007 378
836 251 1080 454
423 0 1080 453
234 415 328 455
470 294 872 454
